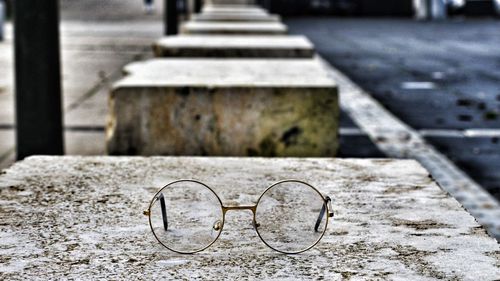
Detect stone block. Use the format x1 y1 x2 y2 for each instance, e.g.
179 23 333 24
107 58 339 156
1 156 499 280
153 35 314 58
202 5 267 15
181 21 287 35
191 12 280 22
206 0 255 5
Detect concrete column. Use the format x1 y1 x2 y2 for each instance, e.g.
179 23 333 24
414 0 429 19
13 0 64 160
431 0 447 19
194 0 202 13
414 0 447 20
165 0 178 35
185 0 192 16
0 0 4 41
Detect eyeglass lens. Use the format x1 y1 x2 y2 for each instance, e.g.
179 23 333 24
256 181 327 253
149 181 223 253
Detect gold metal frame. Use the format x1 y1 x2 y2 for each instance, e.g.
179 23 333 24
144 179 334 254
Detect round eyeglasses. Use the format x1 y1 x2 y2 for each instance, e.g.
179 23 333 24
144 179 334 254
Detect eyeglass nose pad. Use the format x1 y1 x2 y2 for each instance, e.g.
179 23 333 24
213 220 223 232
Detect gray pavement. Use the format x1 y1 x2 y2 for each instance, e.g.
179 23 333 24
322 57 500 240
287 18 500 200
0 1 163 168
60 0 164 21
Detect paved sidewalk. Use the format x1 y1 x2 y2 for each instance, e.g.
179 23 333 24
321 57 500 240
60 0 164 21
0 19 161 168
287 18 500 239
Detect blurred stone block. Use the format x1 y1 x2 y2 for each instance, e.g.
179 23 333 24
107 58 339 156
206 0 255 5
181 21 287 35
202 5 267 15
153 35 314 58
191 12 280 22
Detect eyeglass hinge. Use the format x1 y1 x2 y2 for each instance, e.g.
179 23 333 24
143 210 150 216
325 196 334 218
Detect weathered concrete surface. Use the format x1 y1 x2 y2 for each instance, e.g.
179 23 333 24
191 13 280 22
181 21 287 35
153 35 314 58
0 156 499 280
107 58 338 157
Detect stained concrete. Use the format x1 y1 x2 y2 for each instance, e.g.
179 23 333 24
181 21 288 35
0 156 499 280
107 58 338 157
191 13 280 22
153 35 314 58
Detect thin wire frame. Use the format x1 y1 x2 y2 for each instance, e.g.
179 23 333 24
146 179 224 254
145 179 334 254
254 180 332 254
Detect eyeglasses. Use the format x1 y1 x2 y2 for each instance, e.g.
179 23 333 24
143 179 334 254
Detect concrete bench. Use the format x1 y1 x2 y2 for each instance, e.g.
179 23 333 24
153 35 315 58
202 5 267 15
206 0 255 5
181 21 287 35
1 156 498 279
191 13 280 22
107 57 339 156
201 10 269 17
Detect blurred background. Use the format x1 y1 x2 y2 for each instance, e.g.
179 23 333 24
0 0 498 200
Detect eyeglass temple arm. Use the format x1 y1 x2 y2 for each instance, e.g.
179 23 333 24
314 196 334 232
159 193 169 231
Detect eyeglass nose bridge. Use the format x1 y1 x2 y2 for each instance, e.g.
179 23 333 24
221 205 260 229
222 205 257 213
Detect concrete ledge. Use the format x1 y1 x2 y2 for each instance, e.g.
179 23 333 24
191 13 280 22
108 58 338 156
181 21 288 35
0 156 499 279
153 35 315 58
